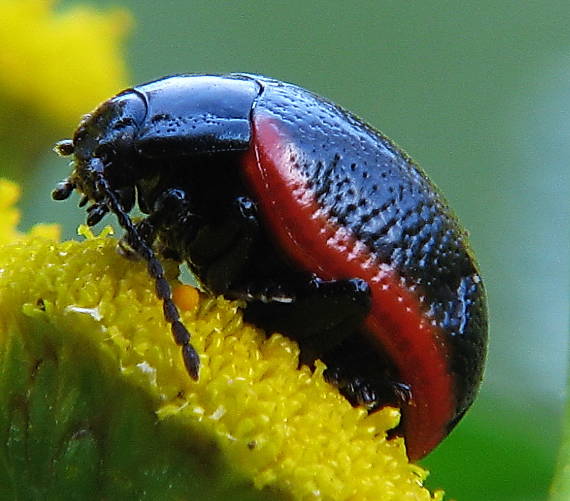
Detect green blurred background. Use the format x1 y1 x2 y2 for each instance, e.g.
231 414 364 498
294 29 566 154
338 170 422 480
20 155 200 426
15 1 569 500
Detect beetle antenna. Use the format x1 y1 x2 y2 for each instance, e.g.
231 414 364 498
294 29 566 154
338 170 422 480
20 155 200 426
89 158 200 379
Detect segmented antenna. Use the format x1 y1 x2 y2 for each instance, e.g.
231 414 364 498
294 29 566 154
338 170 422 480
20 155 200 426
52 140 76 201
89 157 200 379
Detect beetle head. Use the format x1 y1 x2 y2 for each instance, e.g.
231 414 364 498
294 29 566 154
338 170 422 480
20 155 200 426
52 90 147 218
51 91 200 380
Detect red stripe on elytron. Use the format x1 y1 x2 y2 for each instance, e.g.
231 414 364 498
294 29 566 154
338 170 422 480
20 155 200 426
241 114 454 460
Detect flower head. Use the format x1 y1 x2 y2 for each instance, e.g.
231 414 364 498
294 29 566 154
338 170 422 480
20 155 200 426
0 0 130 128
0 0 131 177
0 181 444 499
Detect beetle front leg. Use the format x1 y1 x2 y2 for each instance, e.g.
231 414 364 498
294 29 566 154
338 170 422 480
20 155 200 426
118 218 159 260
186 195 261 293
118 187 193 261
243 277 371 358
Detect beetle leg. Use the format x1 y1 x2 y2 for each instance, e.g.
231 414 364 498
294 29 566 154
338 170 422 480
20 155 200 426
153 188 195 228
185 195 260 294
243 277 371 356
118 218 158 260
323 337 411 411
229 282 296 304
239 275 409 410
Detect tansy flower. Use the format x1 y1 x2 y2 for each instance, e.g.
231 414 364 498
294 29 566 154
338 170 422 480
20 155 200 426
0 180 445 499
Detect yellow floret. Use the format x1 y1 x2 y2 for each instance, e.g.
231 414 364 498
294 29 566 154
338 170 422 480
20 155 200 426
0 182 444 500
0 179 59 244
0 0 130 127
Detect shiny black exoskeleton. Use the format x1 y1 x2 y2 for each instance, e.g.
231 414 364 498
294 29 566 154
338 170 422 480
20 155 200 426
53 74 487 459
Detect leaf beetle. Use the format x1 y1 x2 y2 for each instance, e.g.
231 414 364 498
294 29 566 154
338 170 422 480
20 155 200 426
52 73 488 460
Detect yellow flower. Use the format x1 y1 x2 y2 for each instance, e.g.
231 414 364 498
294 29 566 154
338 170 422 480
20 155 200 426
0 180 59 244
0 0 130 177
0 179 444 500
0 0 130 127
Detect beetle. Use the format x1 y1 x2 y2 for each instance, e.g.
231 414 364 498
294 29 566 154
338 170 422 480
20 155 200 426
52 73 487 460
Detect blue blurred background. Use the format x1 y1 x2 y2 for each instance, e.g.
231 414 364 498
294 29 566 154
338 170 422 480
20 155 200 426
20 1 569 500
